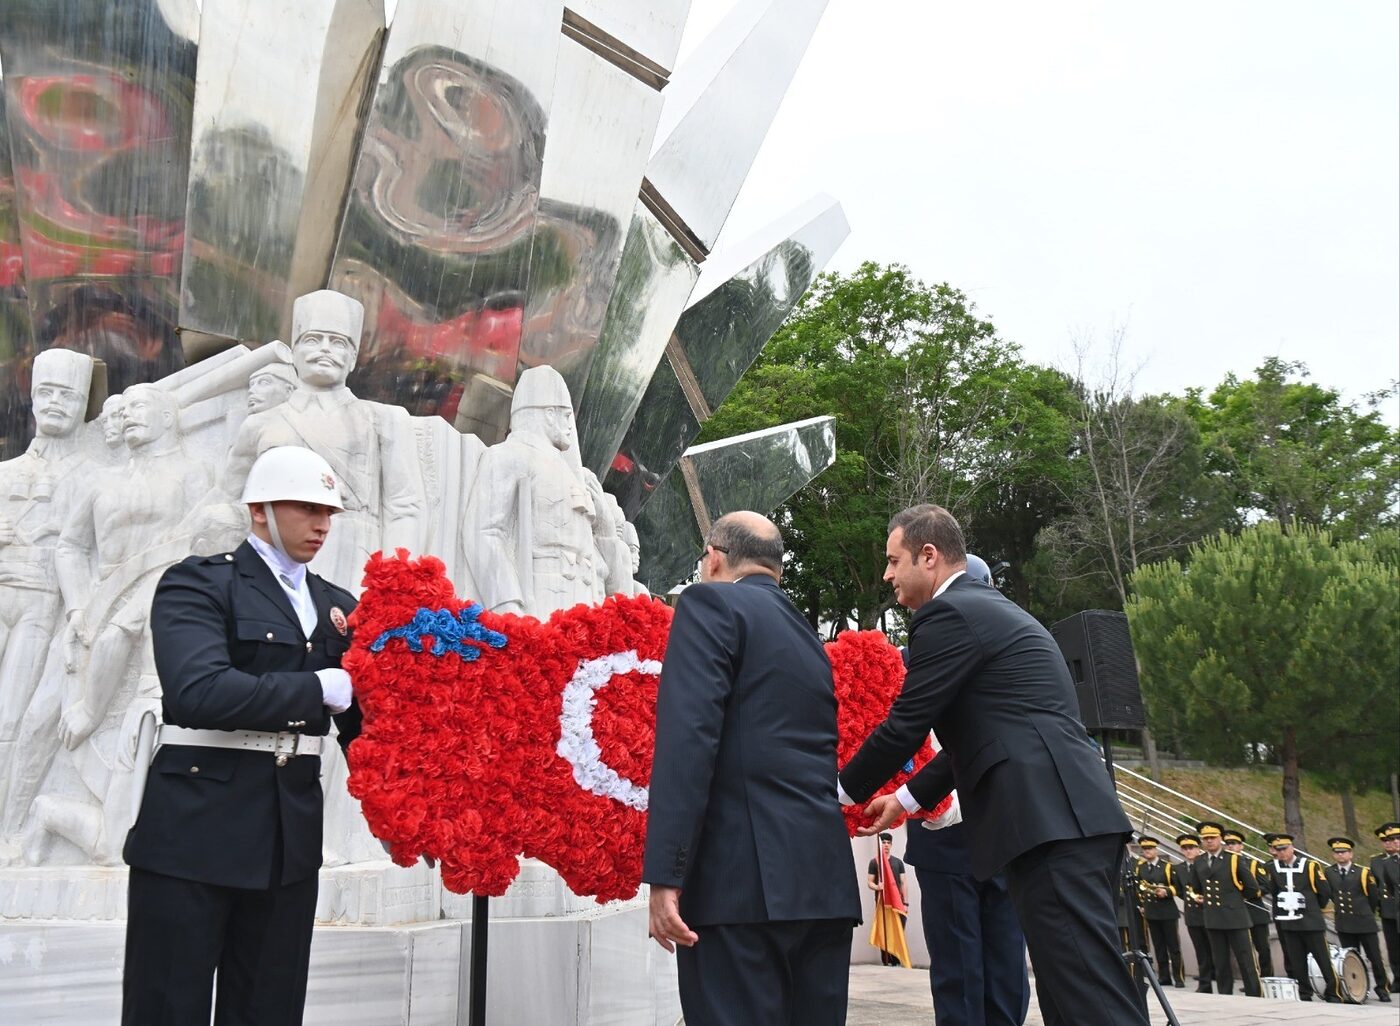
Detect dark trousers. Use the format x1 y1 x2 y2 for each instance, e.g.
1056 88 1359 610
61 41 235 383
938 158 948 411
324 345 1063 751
1185 922 1213 989
1145 918 1184 983
1205 926 1260 996
123 867 319 1026
1278 923 1296 981
1338 930 1391 994
1249 919 1275 977
914 864 1029 1026
1281 930 1339 1001
1003 833 1149 1026
1384 917 1399 981
676 918 852 1026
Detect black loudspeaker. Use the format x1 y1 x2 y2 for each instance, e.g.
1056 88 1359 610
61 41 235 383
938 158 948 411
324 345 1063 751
1050 610 1147 730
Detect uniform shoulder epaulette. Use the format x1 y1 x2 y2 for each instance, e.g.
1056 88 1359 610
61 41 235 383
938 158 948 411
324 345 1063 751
185 552 238 568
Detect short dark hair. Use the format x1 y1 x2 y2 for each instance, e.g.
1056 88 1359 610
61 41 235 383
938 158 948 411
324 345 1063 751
878 832 893 843
888 503 967 564
708 516 783 573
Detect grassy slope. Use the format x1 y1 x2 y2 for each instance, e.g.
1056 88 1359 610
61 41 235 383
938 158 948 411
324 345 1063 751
1140 766 1396 859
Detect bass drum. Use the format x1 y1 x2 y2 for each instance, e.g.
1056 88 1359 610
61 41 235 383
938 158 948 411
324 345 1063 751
1308 945 1370 1003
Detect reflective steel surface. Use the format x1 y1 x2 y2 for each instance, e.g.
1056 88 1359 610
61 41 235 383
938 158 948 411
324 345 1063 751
180 0 384 352
645 0 830 252
517 36 663 405
565 0 691 72
0 58 35 459
634 415 836 593
0 0 198 405
573 205 698 476
329 0 564 430
606 195 847 518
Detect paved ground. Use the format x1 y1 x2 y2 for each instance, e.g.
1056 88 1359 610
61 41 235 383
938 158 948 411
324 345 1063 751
843 965 1399 1025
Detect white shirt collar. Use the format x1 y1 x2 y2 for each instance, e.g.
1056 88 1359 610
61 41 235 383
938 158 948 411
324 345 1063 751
247 533 308 589
932 569 966 600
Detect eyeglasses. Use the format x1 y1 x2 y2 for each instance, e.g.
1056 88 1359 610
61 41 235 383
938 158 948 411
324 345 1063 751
706 542 729 554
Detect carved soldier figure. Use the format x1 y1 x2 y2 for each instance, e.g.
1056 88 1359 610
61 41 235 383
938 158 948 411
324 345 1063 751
466 366 599 616
246 361 298 414
99 393 128 462
0 350 97 835
29 383 212 862
620 519 649 597
220 290 425 589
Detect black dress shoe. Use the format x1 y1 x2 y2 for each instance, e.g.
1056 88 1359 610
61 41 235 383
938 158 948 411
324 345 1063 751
1172 980 1185 989
1377 989 1391 1002
1325 996 1342 1003
1195 984 1212 993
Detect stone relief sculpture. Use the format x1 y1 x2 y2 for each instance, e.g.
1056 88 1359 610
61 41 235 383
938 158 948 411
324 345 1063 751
464 366 602 618
246 361 298 414
0 351 99 846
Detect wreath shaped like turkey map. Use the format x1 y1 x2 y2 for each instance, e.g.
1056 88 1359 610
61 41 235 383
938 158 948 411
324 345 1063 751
345 551 947 903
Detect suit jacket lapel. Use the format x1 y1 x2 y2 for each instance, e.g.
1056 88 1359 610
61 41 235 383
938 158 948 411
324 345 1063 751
235 541 303 634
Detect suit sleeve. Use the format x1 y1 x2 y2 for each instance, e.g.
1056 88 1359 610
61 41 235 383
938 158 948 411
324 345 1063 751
640 585 739 888
839 600 982 804
152 561 325 731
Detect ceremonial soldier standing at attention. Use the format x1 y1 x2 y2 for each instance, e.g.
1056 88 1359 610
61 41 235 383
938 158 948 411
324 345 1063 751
122 447 361 1025
1372 822 1400 986
1325 836 1391 1002
1135 836 1186 987
1190 821 1262 997
1223 829 1275 977
1177 833 1215 992
1261 833 1341 1003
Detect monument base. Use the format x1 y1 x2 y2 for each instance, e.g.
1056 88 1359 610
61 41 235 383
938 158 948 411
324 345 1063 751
0 864 681 1025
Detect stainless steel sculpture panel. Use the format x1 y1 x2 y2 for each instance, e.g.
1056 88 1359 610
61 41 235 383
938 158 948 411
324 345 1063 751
606 195 847 517
179 0 384 355
573 205 698 476
564 0 691 74
0 0 198 400
645 0 830 252
329 0 564 428
516 38 663 415
634 415 836 592
0 60 35 460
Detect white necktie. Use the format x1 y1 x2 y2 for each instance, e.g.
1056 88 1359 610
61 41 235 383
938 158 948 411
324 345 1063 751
279 573 318 637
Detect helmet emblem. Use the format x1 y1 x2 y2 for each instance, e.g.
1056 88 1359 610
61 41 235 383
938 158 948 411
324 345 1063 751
322 473 336 490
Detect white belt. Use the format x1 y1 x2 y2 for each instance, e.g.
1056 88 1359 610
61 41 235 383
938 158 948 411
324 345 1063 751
158 725 324 766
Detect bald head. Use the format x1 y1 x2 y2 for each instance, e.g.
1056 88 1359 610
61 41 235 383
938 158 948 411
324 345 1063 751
704 511 783 581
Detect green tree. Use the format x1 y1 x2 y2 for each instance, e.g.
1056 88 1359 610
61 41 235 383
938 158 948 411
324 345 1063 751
700 262 1070 634
1185 358 1400 537
1127 524 1400 849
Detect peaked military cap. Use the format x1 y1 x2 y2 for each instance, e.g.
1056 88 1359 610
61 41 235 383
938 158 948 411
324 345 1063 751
1195 821 1224 839
1328 836 1355 851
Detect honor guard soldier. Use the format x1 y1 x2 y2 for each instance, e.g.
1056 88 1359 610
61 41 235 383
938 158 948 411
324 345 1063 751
1190 821 1262 996
1373 822 1400 985
1262 833 1341 1002
1135 836 1186 986
1223 829 1275 977
1325 836 1391 1002
1177 833 1215 992
122 446 361 1025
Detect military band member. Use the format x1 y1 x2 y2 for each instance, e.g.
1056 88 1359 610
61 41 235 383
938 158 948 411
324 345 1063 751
1325 836 1391 1002
1177 833 1215 992
1223 829 1275 977
1261 833 1341 1002
1373 822 1400 984
1134 837 1186 987
1190 821 1262 996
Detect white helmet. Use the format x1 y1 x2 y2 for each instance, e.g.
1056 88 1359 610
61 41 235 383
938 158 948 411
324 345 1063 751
240 446 345 510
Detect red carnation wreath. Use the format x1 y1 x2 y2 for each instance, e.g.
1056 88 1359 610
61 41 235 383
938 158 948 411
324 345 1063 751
345 552 941 903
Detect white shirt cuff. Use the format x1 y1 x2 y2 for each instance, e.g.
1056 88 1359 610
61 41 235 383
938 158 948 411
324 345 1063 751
895 784 921 814
837 779 854 806
316 668 353 714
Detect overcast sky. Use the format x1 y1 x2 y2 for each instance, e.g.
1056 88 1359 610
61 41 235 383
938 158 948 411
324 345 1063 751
678 0 1399 413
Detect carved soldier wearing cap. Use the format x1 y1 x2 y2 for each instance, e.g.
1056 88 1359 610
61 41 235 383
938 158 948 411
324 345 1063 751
1176 833 1215 991
1325 836 1391 1002
220 289 426 590
1261 831 1341 1002
1372 822 1400 985
1133 836 1186 986
1187 820 1262 997
122 445 360 1025
1222 828 1275 977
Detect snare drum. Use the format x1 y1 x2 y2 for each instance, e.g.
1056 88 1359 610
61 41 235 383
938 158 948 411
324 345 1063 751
1261 976 1300 1001
1308 945 1369 1003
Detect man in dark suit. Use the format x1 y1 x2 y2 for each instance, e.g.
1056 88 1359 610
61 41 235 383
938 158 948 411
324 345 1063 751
1326 836 1391 1002
1261 832 1341 1003
839 504 1145 1026
1175 834 1214 991
1373 822 1400 985
122 446 361 1025
1223 829 1274 977
1188 821 1261 997
1133 836 1186 987
643 511 861 1026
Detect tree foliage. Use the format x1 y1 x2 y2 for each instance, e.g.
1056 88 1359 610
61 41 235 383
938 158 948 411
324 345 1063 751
1126 524 1400 849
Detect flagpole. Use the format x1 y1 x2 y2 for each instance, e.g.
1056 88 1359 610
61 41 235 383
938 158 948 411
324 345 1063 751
469 894 489 1025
